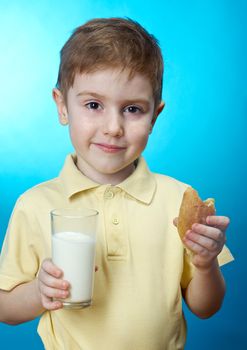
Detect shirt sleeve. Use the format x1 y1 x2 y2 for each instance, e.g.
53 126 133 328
0 197 40 291
180 245 234 290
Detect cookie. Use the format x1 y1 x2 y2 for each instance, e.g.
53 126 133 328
177 187 215 240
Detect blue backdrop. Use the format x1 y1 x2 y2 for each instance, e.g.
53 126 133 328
0 0 246 349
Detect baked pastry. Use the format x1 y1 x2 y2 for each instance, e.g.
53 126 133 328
177 187 216 240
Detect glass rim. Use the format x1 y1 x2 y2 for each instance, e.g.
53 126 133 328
50 208 98 219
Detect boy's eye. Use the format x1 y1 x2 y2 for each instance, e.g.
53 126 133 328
86 102 101 110
125 106 142 113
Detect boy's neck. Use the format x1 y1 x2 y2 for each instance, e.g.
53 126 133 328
75 157 136 185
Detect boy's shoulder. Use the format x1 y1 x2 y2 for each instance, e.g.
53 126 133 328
17 176 62 210
152 171 189 193
23 176 61 196
144 169 190 210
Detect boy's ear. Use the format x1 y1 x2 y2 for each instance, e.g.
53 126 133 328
150 100 165 132
52 88 69 125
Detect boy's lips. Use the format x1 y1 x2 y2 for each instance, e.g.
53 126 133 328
93 142 126 153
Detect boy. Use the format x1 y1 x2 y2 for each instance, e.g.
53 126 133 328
0 18 233 349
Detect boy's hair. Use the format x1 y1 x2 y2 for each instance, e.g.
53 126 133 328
56 17 164 107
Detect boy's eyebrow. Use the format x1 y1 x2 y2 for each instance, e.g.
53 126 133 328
76 91 105 99
76 91 152 106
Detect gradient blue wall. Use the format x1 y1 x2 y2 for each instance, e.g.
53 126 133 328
0 0 246 349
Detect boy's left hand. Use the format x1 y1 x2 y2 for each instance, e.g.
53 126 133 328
178 216 230 270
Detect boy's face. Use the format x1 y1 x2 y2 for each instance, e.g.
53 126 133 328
53 68 164 184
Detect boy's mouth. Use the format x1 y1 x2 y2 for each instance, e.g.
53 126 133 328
93 143 126 153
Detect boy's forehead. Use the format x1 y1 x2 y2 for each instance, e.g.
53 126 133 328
71 68 154 100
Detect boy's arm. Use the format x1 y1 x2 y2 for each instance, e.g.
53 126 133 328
0 280 45 324
181 216 230 319
0 259 69 325
183 260 225 318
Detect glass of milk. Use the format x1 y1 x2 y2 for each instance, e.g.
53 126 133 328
51 208 98 309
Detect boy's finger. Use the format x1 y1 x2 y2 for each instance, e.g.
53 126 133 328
39 271 70 290
185 230 220 252
173 217 178 227
183 236 209 257
39 282 69 299
206 216 230 230
42 259 63 278
41 294 63 311
191 223 225 243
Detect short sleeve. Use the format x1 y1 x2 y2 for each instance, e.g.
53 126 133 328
0 197 40 291
218 245 234 266
180 245 234 290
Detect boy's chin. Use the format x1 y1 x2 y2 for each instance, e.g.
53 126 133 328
94 162 136 181
99 161 136 174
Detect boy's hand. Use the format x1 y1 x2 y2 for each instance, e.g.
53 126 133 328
37 259 99 311
174 216 230 271
37 259 70 311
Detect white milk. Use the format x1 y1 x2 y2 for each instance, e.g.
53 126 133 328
52 231 96 303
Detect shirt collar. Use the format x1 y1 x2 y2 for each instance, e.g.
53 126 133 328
117 157 156 204
59 154 100 198
59 154 156 204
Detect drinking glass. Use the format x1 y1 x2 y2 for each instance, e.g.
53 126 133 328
51 208 98 309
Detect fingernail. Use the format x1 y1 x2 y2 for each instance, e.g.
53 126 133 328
61 291 68 298
62 281 69 289
55 271 61 278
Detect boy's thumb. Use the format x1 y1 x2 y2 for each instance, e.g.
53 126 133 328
173 217 178 227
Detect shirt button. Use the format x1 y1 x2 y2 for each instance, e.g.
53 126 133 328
112 217 119 225
104 191 114 199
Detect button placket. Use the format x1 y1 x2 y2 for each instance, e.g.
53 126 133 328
103 187 128 258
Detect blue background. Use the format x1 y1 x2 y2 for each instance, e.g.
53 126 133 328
0 0 246 348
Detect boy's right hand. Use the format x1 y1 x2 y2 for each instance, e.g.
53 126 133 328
37 258 70 311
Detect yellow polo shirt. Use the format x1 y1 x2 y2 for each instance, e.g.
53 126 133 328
0 155 233 350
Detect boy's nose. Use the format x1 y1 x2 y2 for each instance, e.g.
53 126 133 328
103 110 124 137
